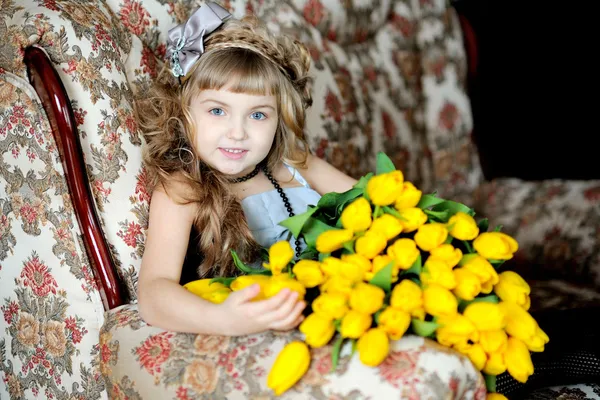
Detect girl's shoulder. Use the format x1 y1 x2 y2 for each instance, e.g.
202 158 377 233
151 172 200 211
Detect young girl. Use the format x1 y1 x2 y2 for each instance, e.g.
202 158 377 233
135 2 357 337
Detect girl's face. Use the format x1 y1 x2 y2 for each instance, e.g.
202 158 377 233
189 86 278 177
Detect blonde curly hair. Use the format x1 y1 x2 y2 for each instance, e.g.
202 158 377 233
136 14 314 279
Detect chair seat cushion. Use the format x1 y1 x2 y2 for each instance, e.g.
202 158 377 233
99 304 487 399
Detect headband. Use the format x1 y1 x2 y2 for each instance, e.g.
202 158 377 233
166 2 232 78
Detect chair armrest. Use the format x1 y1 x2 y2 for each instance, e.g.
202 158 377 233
24 45 124 310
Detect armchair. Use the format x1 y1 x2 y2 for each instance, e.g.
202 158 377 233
1 0 598 399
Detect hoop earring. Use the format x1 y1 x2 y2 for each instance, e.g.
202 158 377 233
178 147 195 165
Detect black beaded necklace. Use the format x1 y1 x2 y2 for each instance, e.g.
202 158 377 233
229 163 302 259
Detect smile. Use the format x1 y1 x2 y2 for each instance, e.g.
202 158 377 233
219 148 248 159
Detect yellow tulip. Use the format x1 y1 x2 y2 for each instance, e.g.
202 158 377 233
316 229 354 253
505 336 535 383
364 254 398 282
377 307 411 340
355 229 387 259
340 310 372 339
200 289 231 304
262 240 294 275
370 213 403 240
319 275 354 298
486 394 509 400
357 327 390 366
479 330 508 354
230 275 271 301
292 260 325 288
341 253 372 280
387 238 420 269
463 302 506 331
414 222 448 252
447 212 479 240
429 244 463 268
473 232 519 260
397 207 428 233
183 279 228 295
338 256 369 283
461 255 499 294
390 279 423 316
267 341 310 395
423 284 458 317
312 292 349 320
394 181 422 210
349 282 385 315
494 271 531 310
420 259 456 290
366 171 404 206
452 267 482 301
499 301 549 352
264 274 306 301
483 351 506 375
299 313 336 348
455 342 487 371
341 197 372 232
435 314 479 347
320 256 344 277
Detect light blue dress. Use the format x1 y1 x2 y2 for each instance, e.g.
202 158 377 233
241 164 321 258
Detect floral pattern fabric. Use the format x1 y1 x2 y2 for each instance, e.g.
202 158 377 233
0 74 107 399
1 0 599 399
99 304 486 399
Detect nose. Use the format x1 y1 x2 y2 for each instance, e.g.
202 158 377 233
226 116 247 141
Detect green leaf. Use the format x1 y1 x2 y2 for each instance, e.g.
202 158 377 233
368 261 394 292
376 152 396 175
494 224 503 232
353 173 374 190
382 206 405 220
432 200 475 217
417 193 446 209
331 335 345 371
318 188 361 210
209 277 236 287
342 241 355 254
231 250 261 274
477 218 489 232
484 374 497 392
411 318 439 337
462 240 474 254
299 247 319 260
373 205 382 219
424 209 449 222
279 205 319 238
402 254 422 276
302 218 338 248
351 338 358 355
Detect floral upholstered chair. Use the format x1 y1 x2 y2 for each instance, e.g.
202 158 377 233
1 0 599 399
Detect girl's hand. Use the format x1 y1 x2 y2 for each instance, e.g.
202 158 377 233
220 284 306 336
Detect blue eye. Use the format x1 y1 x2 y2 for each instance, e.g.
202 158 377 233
209 108 224 116
250 112 266 120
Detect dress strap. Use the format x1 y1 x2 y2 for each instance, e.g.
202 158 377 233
284 163 311 188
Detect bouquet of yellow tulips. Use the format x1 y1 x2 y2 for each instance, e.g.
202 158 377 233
184 152 549 398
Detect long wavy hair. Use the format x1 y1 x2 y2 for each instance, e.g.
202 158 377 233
136 15 314 278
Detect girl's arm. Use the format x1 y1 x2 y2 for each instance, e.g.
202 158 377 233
138 183 305 335
300 153 358 195
137 186 227 334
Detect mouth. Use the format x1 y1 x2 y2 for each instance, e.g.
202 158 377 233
219 148 248 160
